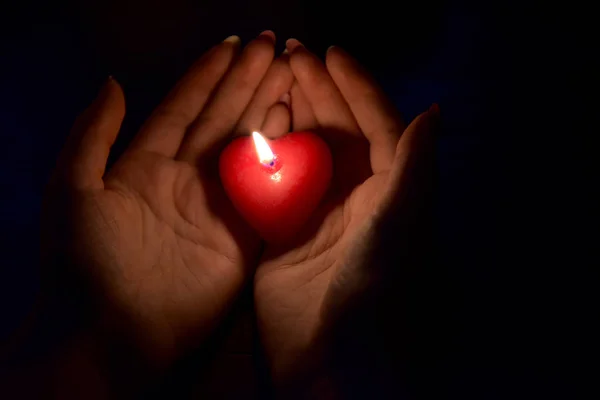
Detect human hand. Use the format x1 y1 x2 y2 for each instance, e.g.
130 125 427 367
40 32 279 377
253 41 438 395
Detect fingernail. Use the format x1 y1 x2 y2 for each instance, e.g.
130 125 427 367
223 35 241 45
428 103 441 136
429 103 440 116
102 75 116 90
258 30 276 43
279 92 291 107
286 38 304 53
327 45 349 57
95 76 114 104
279 47 291 61
278 49 290 62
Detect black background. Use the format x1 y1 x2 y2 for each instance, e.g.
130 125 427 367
0 0 593 398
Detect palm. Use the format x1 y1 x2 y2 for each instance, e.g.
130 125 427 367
43 34 278 365
253 44 434 381
73 150 258 359
255 134 387 369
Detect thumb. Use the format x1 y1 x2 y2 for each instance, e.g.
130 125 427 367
54 77 125 190
377 104 438 220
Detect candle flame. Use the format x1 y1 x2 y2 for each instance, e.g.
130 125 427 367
252 131 274 164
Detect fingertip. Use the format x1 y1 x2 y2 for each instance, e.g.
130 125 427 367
286 39 316 72
288 45 314 75
279 92 291 107
97 77 126 139
95 76 125 118
324 46 342 71
326 45 350 60
244 35 276 69
410 110 432 131
258 30 276 43
325 46 365 89
278 50 290 63
429 103 440 117
195 38 241 75
397 109 435 151
325 45 339 65
411 105 439 129
428 103 441 136
223 35 242 45
220 35 242 55
63 76 126 190
326 45 341 56
286 38 304 53
325 45 359 76
254 31 276 47
242 31 277 64
97 75 115 100
108 76 125 101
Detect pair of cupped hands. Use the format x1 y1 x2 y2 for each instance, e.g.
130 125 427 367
42 31 437 395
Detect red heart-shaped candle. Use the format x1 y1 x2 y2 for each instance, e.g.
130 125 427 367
219 131 332 243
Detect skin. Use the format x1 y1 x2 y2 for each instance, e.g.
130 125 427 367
39 32 277 374
251 40 437 393
7 33 435 397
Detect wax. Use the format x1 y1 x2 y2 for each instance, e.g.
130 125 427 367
219 132 332 243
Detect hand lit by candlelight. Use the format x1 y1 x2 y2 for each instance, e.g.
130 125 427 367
30 25 436 398
39 31 279 375
253 42 438 391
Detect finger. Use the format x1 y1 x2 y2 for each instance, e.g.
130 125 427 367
279 92 291 108
383 105 437 212
289 81 318 131
235 55 294 136
177 31 276 163
261 103 290 138
288 40 371 189
285 38 303 53
56 77 125 190
128 36 241 157
327 46 405 173
287 39 361 139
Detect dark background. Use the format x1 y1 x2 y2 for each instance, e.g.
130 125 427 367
0 0 593 398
